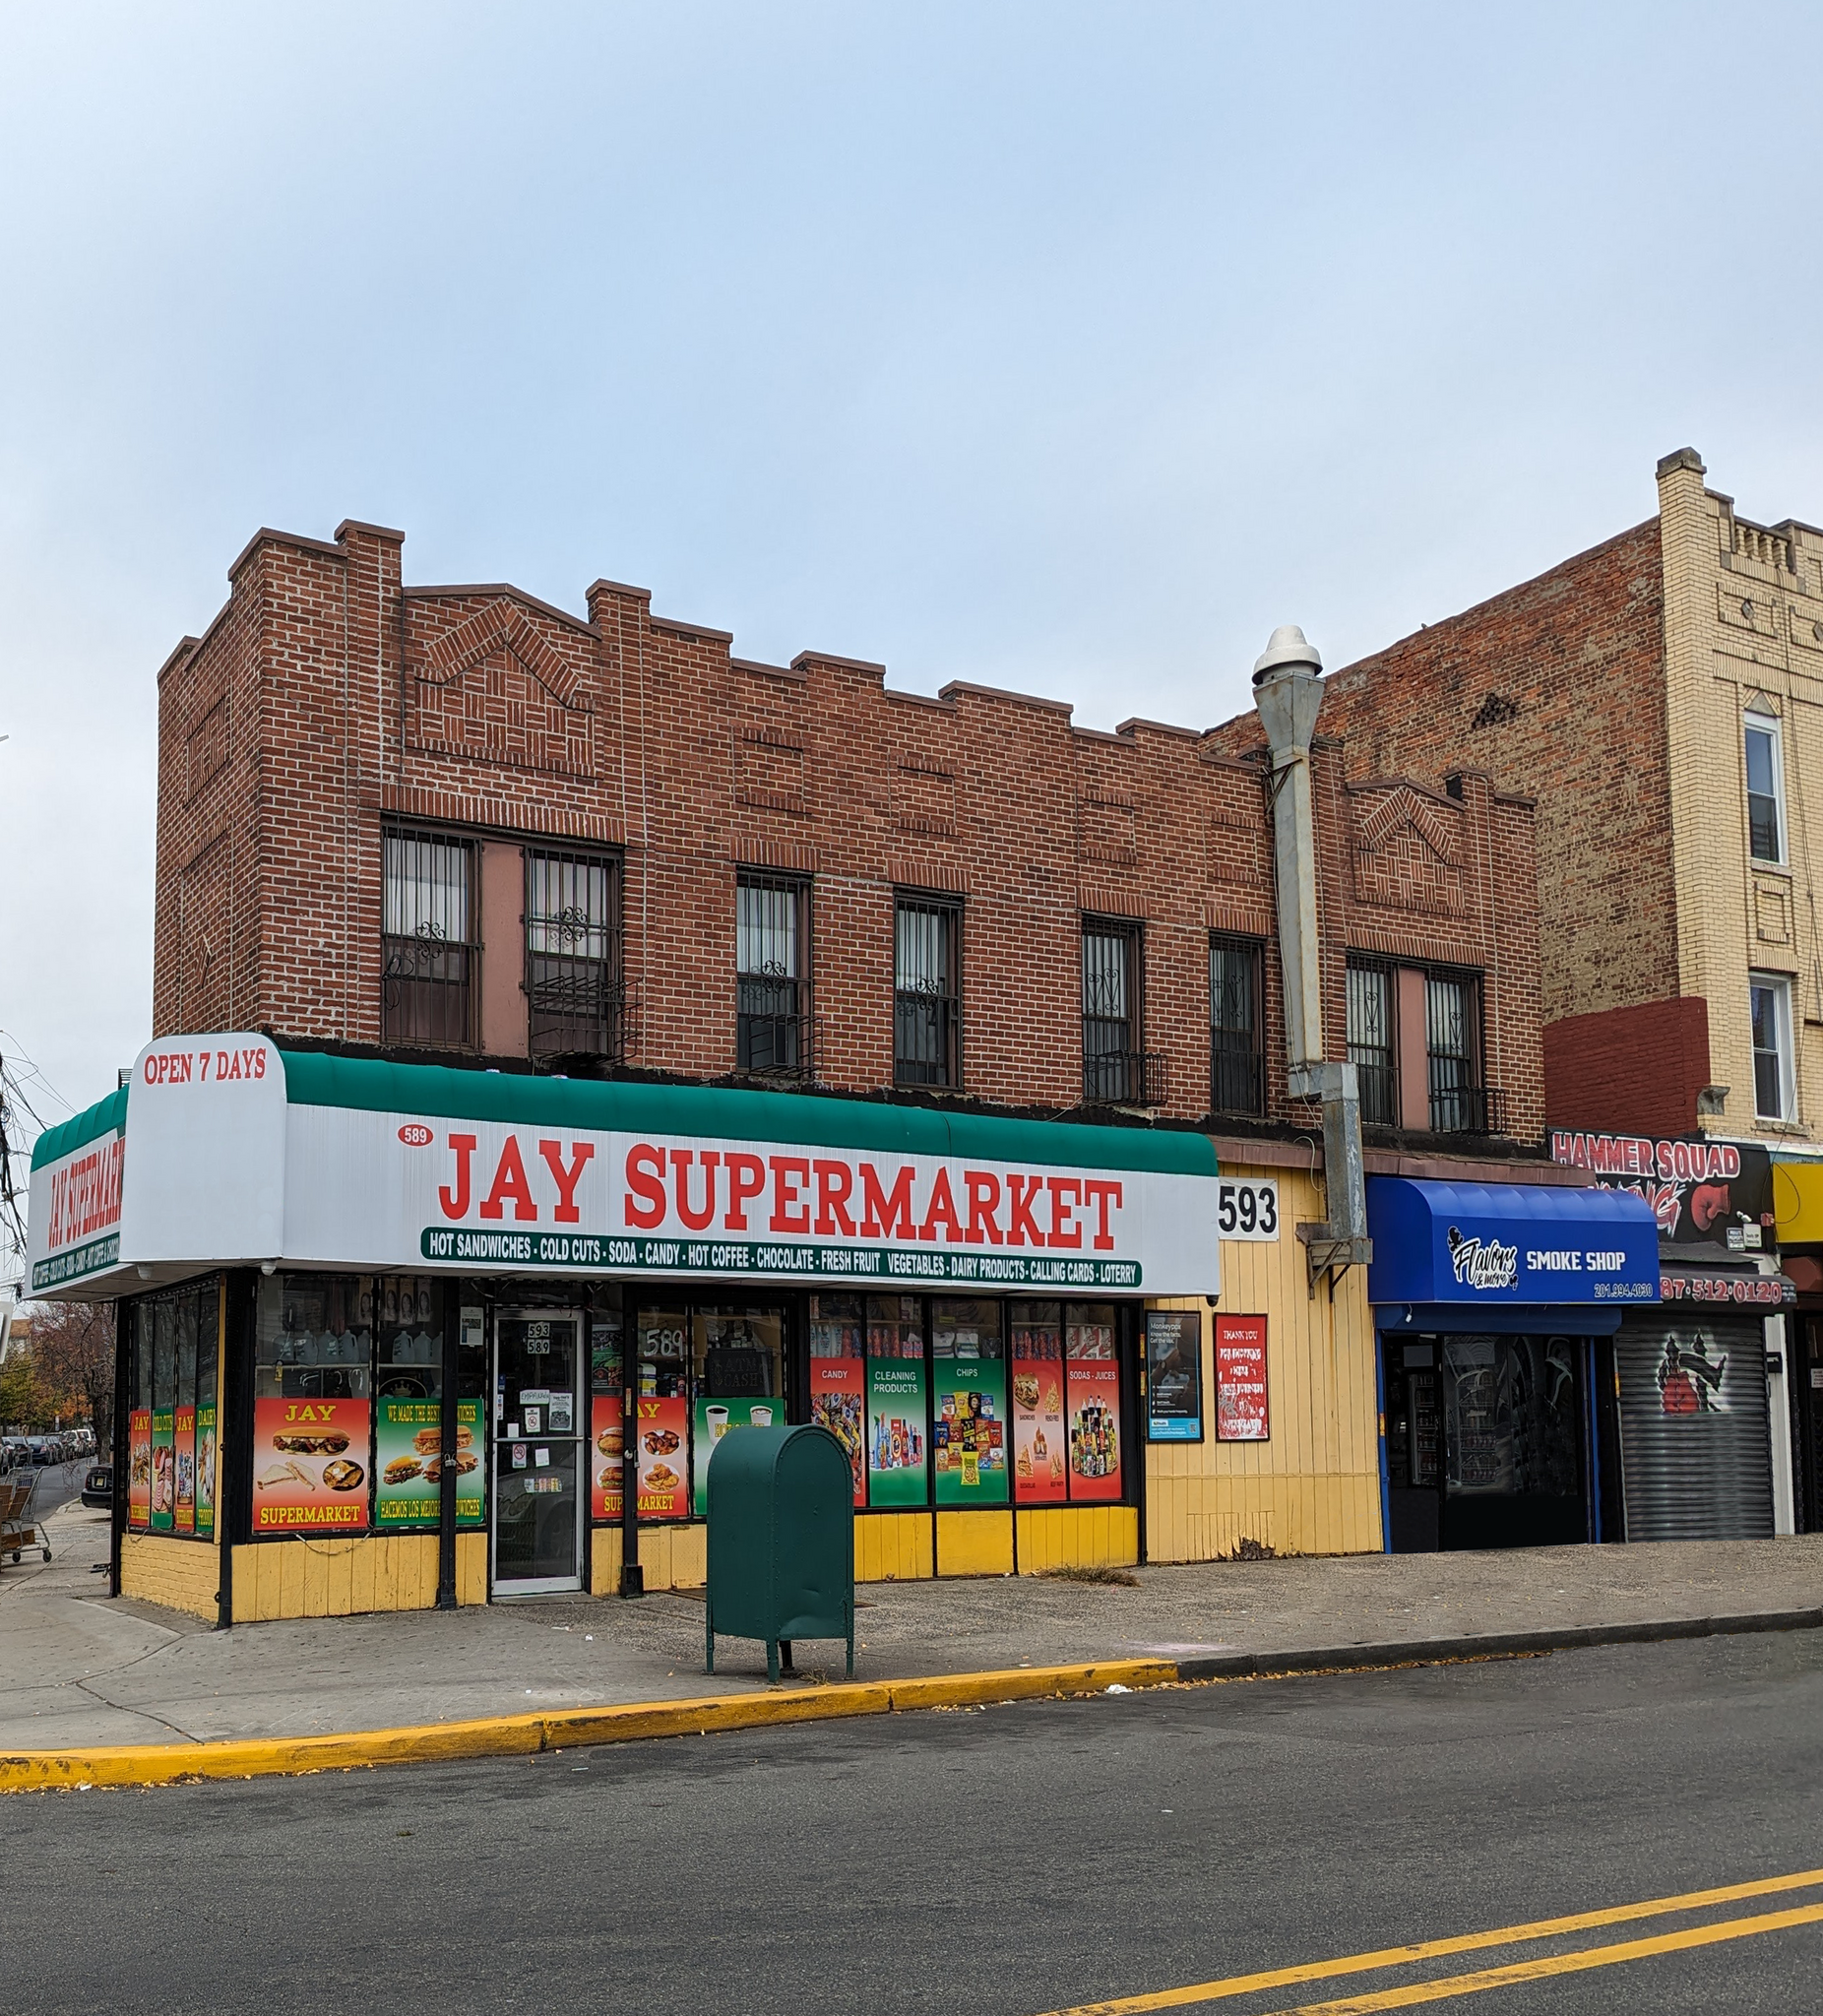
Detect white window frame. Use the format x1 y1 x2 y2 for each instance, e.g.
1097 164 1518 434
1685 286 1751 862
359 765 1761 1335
1743 710 1787 867
1749 971 1795 1122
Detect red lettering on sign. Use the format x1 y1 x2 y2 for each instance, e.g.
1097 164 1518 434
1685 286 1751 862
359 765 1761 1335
438 1135 477 1220
964 1170 1003 1246
813 1161 857 1237
723 1152 766 1230
539 1139 595 1224
918 1168 962 1244
479 1138 538 1223
1006 1173 1045 1247
669 1149 720 1231
624 1144 666 1228
769 1156 811 1233
859 1164 916 1239
1083 1178 1123 1252
1048 1177 1083 1249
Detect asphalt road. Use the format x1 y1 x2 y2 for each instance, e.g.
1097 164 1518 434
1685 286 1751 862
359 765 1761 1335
8 1632 1823 2015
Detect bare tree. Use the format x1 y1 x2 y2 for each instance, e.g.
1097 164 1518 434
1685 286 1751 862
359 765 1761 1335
30 1301 116 1447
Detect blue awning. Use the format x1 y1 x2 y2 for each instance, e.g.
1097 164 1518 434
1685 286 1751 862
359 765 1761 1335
1366 1177 1660 1315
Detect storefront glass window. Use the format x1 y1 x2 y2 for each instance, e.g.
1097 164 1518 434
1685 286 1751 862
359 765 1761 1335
808 1294 866 1505
151 1300 177 1532
588 1297 626 1523
932 1298 1007 1505
635 1309 691 1519
865 1295 927 1506
1010 1301 1066 1503
126 1282 219 1540
691 1306 786 1515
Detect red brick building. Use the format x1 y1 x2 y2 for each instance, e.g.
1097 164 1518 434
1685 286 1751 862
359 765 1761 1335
153 519 1546 1151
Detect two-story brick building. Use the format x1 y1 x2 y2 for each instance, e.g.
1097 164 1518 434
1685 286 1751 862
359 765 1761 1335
29 517 1667 1626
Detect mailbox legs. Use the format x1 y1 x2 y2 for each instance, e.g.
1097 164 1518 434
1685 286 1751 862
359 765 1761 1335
766 1639 781 1684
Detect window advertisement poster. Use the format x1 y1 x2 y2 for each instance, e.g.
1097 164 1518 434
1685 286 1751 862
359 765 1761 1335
127 1408 152 1529
1011 1310 1066 1505
633 1394 690 1519
375 1398 482 1526
251 1396 373 1533
866 1352 928 1509
1146 1309 1205 1442
1216 1315 1270 1441
590 1394 624 1522
173 1403 197 1533
1065 1311 1122 1501
195 1397 218 1539
809 1355 866 1506
933 1357 1008 1505
693 1397 781 1515
150 1407 176 1531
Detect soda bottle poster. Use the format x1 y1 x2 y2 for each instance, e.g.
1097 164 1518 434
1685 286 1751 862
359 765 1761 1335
866 1353 928 1508
1012 1335 1066 1506
1065 1357 1123 1501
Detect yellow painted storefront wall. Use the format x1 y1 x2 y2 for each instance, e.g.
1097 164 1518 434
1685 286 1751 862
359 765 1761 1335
935 1509 1014 1576
1016 1505 1139 1572
229 1534 444 1622
855 1510 935 1582
1145 1164 1382 1562
120 1532 222 1621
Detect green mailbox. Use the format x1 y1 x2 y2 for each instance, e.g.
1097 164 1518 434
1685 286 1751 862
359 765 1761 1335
706 1422 854 1683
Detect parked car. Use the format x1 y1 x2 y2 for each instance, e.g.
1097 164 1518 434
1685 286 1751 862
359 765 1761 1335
80 1464 114 1510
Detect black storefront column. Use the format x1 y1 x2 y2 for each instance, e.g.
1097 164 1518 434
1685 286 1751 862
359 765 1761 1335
109 1299 130 1600
436 1289 460 1608
217 1268 259 1629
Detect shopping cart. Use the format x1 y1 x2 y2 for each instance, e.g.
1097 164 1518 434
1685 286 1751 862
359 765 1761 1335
0 1468 51 1564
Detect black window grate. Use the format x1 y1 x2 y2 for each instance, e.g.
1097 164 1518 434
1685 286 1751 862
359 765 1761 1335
382 829 477 1049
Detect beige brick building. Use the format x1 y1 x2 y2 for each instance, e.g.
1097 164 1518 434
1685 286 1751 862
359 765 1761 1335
1215 450 1823 1152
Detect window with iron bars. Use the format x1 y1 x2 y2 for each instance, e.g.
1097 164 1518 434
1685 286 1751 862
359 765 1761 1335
1425 972 1492 1134
1346 962 1397 1126
1082 920 1163 1105
895 896 961 1088
382 829 477 1050
526 850 626 1065
1209 937 1264 1115
737 873 813 1077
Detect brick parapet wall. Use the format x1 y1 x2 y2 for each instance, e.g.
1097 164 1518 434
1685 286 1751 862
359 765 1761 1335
151 521 1549 1144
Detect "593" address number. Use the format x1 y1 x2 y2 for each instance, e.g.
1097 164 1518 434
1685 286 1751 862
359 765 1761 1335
1217 1177 1280 1241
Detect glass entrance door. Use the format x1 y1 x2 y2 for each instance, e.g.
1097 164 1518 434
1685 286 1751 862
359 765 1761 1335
492 1310 584 1594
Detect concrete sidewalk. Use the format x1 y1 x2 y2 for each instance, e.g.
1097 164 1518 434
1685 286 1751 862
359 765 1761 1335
3 1501 1820 1754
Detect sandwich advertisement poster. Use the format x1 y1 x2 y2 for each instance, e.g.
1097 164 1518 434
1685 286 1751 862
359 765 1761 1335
375 1398 484 1527
252 1396 372 1533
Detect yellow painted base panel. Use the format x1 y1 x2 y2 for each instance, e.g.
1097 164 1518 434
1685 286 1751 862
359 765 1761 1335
120 1532 222 1622
936 1509 1014 1577
229 1535 443 1622
1143 1473 1385 1563
855 1511 935 1583
457 1531 487 1606
589 1526 624 1596
1016 1505 1139 1574
630 1522 708 1591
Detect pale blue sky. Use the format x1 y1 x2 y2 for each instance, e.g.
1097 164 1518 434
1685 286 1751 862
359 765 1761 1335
4 1 1822 1164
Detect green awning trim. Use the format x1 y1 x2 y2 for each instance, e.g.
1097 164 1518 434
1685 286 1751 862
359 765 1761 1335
29 1084 129 1171
280 1051 1219 1177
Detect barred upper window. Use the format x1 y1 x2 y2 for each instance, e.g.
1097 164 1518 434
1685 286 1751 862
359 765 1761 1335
382 831 475 1049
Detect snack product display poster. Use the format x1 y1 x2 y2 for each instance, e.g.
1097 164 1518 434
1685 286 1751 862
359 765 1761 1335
933 1355 1008 1505
809 1356 866 1506
1012 1329 1067 1506
252 1396 372 1533
591 1395 624 1521
375 1397 483 1526
1216 1315 1270 1441
150 1407 175 1531
1065 1354 1123 1502
865 1353 928 1508
693 1397 782 1516
195 1399 218 1538
127 1408 152 1528
173 1404 197 1534
634 1395 690 1518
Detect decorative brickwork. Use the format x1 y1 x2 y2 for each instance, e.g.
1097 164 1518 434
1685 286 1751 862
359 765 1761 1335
152 519 1547 1144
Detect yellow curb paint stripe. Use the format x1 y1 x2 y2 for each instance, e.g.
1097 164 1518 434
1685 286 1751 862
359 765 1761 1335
1260 1900 1823 2014
0 1658 1171 1792
1039 1864 1823 2014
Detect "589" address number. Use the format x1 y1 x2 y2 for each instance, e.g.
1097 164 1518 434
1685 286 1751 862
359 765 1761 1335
1217 1177 1280 1241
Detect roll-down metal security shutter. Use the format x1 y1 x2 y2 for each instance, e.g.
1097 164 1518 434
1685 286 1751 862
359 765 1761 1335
1616 1315 1772 1542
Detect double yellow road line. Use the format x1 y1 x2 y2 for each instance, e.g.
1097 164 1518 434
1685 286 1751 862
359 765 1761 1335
1041 1865 1823 2015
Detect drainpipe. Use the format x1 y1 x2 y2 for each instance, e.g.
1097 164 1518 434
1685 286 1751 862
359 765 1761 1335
1252 626 1372 1294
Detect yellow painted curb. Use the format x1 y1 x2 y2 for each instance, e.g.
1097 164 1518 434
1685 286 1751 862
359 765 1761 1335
0 1658 1178 1793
